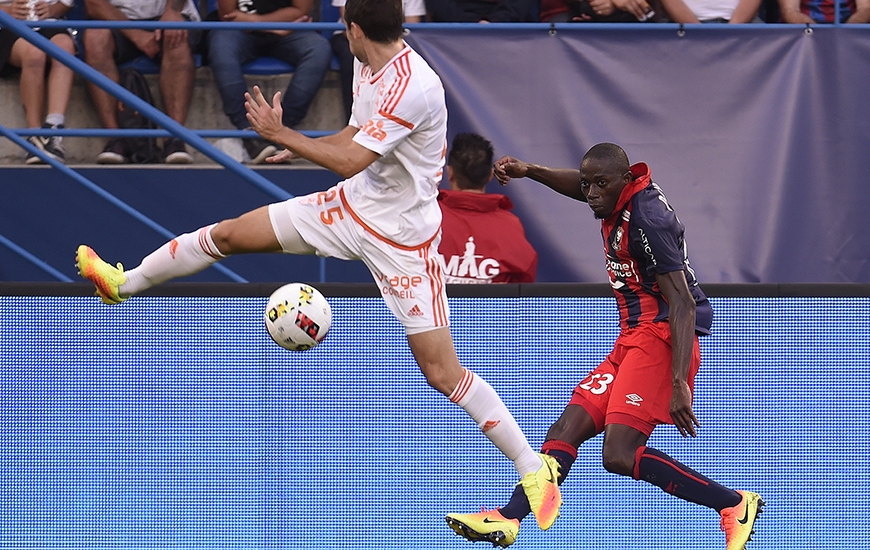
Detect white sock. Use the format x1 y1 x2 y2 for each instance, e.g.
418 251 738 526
119 224 224 296
449 369 543 477
45 113 64 127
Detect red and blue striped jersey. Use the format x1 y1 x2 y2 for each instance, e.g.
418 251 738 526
600 163 713 335
801 0 856 22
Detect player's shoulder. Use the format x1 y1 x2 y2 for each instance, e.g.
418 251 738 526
631 182 679 229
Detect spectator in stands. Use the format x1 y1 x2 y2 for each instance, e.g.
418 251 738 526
777 0 869 22
658 0 765 22
83 0 202 164
0 0 75 164
207 0 331 164
425 0 537 21
330 0 425 122
540 0 657 21
438 133 538 284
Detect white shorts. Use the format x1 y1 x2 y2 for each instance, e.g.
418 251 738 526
268 184 450 334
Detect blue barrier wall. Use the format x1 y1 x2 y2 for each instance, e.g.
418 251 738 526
0 167 379 283
2 292 869 549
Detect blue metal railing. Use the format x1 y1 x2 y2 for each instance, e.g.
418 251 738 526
0 123 248 282
0 12 312 283
0 11 293 199
0 231 74 282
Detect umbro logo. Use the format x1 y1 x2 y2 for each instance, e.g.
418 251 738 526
625 393 643 406
408 304 424 317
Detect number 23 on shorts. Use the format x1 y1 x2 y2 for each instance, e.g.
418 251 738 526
578 372 614 395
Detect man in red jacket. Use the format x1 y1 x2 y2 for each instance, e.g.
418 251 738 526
438 133 538 283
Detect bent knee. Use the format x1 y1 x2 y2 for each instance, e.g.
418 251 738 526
51 34 76 54
210 220 238 255
420 363 459 396
602 451 636 477
83 30 114 58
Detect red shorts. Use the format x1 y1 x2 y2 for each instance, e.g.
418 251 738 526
569 322 701 437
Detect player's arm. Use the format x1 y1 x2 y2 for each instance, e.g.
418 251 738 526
493 156 587 202
246 87 378 177
656 269 700 438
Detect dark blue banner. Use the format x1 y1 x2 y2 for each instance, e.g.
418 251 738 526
406 26 870 283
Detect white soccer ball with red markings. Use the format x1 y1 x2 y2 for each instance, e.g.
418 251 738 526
264 283 332 351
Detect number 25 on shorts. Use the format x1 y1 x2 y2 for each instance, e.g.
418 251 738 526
316 190 344 225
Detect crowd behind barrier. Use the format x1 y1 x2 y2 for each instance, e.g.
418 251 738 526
0 0 867 166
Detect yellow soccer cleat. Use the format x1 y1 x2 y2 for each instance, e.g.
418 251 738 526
76 245 127 305
520 453 562 530
720 490 765 550
445 508 520 548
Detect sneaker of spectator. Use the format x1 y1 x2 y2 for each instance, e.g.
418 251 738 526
243 137 278 165
163 137 193 164
96 137 130 164
25 123 66 164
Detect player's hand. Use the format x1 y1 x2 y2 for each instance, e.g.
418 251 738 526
493 156 529 186
670 381 699 437
245 85 284 142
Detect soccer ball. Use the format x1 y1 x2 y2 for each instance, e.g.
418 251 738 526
264 283 332 351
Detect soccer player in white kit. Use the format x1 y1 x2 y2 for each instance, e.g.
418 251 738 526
75 0 561 533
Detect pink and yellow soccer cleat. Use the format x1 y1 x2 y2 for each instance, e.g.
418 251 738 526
445 508 520 548
76 245 127 305
720 490 765 550
521 453 562 530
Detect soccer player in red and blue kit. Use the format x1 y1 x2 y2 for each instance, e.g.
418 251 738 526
445 143 764 550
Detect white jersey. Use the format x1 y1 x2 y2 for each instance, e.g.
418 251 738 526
343 44 448 248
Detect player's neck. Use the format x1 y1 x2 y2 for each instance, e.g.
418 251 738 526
363 39 406 74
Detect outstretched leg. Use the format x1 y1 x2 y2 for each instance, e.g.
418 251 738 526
603 424 764 550
408 329 561 533
77 206 288 303
407 328 545 478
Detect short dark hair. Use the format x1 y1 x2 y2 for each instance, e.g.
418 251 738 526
583 142 630 174
448 133 495 190
344 0 404 44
